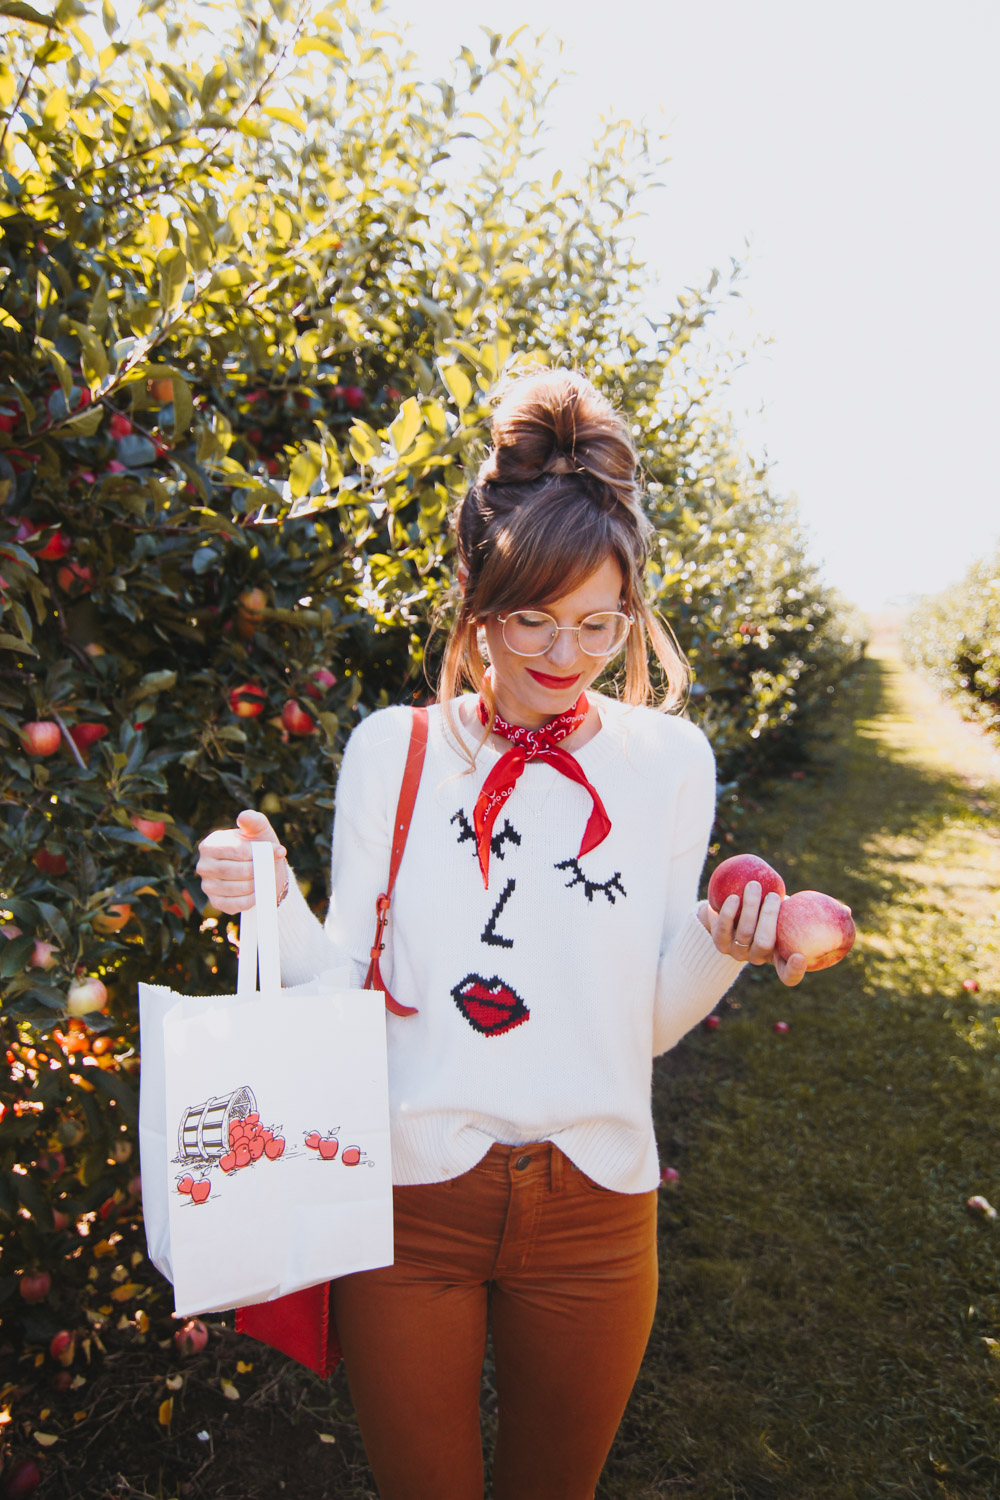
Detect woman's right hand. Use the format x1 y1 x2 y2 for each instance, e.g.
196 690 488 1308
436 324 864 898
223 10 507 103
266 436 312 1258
195 810 289 914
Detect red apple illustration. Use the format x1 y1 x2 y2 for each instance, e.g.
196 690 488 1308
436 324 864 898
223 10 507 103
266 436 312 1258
341 1146 361 1166
775 891 856 971
264 1136 285 1159
249 1136 265 1161
219 1151 237 1174
318 1138 339 1160
304 1130 321 1150
177 1175 194 1195
190 1180 210 1203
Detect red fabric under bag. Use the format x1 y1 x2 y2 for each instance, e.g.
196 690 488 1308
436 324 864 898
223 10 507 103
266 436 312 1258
235 706 428 1375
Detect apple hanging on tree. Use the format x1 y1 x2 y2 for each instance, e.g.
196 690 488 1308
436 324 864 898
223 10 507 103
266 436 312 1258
20 721 62 757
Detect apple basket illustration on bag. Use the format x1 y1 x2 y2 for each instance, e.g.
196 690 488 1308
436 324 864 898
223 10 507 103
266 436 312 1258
173 1083 374 1205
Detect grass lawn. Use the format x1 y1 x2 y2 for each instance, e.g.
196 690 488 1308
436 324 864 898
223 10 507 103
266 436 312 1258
606 649 1000 1498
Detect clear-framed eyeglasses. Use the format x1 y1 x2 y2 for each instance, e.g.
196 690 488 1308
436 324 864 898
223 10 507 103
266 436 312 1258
496 609 632 659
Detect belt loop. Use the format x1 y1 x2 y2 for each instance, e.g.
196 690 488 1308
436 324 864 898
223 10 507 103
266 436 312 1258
549 1143 562 1194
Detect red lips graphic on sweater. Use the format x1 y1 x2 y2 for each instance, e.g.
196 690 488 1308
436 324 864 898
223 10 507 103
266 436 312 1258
451 973 530 1036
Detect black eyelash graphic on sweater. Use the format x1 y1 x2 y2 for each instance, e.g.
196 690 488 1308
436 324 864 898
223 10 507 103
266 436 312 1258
555 858 627 905
451 810 521 860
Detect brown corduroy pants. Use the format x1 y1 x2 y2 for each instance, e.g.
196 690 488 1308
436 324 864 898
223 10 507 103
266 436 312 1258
332 1142 659 1500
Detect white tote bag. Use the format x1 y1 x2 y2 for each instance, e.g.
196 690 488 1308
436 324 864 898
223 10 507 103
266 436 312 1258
138 842 394 1318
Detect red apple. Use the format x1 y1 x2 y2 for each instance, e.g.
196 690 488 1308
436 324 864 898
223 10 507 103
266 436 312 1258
30 939 58 969
659 1166 680 1186
962 978 980 993
707 854 786 914
37 528 72 561
248 1136 265 1161
93 903 133 934
66 977 108 1016
56 561 93 593
318 1138 339 1161
303 667 337 701
233 1142 251 1168
702 1014 721 1031
177 1175 194 1195
281 699 315 736
49 1329 75 1366
219 1150 237 1173
34 848 68 875
341 1146 361 1166
20 720 62 757
190 1179 211 1203
130 814 166 842
264 1136 285 1159
775 890 856 971
109 412 132 439
2 1456 42 1497
238 587 268 617
772 1020 790 1034
19 1269 52 1303
149 376 174 404
173 1318 208 1355
228 682 267 717
70 722 108 754
304 1130 321 1149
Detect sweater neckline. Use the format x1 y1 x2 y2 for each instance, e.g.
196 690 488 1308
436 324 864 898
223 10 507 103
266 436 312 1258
441 693 623 777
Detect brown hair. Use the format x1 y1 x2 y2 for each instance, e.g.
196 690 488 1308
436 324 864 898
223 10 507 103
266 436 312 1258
438 369 689 754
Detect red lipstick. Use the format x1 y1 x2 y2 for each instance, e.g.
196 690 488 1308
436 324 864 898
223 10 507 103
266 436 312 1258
526 669 581 688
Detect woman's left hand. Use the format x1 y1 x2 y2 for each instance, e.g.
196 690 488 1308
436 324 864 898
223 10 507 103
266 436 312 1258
698 881 808 987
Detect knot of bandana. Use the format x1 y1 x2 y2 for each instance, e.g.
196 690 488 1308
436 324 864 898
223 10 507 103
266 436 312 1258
472 693 611 888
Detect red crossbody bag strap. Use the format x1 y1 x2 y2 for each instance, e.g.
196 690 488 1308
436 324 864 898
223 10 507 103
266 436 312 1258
363 706 428 1016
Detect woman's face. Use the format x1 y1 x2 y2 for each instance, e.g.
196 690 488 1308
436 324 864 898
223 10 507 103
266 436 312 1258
482 554 625 729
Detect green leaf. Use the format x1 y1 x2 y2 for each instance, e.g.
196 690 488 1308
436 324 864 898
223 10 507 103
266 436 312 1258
0 2 59 25
156 246 188 312
61 404 104 436
440 364 473 412
289 449 321 498
388 396 422 457
171 376 193 437
348 421 380 467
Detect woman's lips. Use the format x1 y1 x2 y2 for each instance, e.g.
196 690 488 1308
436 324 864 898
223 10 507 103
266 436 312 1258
526 669 581 688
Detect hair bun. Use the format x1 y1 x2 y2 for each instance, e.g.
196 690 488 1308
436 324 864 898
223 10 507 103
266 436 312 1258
476 369 637 505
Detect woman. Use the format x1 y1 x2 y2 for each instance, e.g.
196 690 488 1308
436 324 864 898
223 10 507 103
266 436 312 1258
196 370 806 1500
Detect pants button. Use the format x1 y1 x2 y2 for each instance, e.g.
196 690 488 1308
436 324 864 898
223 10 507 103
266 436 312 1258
515 1154 532 1171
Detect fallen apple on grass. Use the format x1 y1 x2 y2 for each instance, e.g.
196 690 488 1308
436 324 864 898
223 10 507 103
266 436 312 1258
173 1318 208 1356
49 1329 75 1367
966 1195 997 1221
702 1014 721 1031
18 1269 51 1303
775 891 856 971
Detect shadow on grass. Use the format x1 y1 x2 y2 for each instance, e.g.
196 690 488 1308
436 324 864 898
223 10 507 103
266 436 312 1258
603 657 1000 1500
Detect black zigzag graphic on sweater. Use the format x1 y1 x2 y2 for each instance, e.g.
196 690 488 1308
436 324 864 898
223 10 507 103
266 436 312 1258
555 858 627 905
482 879 516 948
451 809 521 860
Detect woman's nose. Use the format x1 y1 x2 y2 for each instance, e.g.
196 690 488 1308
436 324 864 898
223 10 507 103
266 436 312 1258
545 627 580 668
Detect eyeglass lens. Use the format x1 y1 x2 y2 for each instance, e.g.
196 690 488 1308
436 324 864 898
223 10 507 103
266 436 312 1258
501 611 629 658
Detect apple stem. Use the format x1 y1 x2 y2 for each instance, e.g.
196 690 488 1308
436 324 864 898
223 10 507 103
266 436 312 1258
54 711 88 771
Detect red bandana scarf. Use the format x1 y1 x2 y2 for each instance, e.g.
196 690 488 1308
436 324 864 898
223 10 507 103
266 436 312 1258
473 693 611 888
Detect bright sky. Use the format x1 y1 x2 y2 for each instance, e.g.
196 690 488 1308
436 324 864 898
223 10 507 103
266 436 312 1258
401 0 1000 614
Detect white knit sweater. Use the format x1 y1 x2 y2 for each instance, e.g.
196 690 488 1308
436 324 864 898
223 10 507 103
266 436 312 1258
275 694 744 1193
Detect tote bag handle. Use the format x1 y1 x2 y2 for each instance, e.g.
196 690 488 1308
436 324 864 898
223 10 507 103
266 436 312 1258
236 841 282 996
